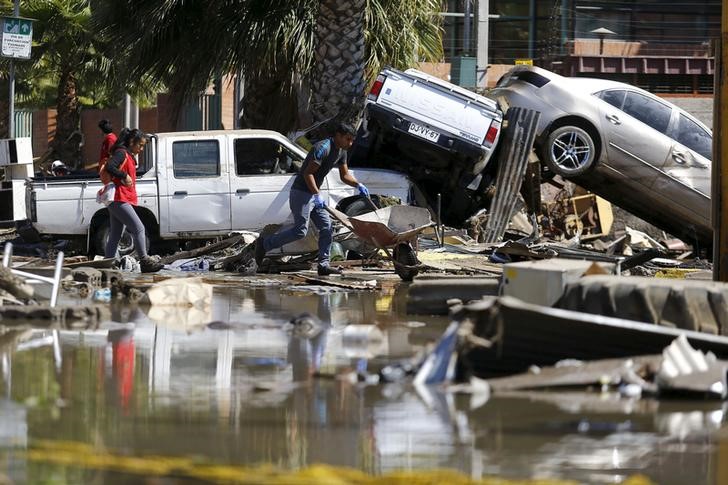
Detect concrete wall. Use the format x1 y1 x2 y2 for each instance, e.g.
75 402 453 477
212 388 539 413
666 96 714 129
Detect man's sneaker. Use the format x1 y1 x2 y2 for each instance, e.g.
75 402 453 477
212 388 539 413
317 265 343 276
140 256 164 273
254 237 267 266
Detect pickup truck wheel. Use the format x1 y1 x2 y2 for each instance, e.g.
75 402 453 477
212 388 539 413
93 219 150 257
542 125 596 177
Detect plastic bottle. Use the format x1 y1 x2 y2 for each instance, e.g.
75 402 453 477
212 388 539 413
93 288 112 302
179 258 210 272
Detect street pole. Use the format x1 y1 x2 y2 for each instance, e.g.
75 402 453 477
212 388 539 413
463 0 471 55
475 0 490 88
714 0 728 281
8 0 20 138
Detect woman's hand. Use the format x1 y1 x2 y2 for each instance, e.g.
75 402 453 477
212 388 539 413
123 174 133 187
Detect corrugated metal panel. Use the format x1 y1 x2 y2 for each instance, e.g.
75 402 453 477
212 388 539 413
14 110 32 138
482 107 541 243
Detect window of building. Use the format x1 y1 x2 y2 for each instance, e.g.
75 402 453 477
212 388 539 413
674 114 712 161
621 92 672 134
490 20 531 63
234 138 302 176
172 140 220 178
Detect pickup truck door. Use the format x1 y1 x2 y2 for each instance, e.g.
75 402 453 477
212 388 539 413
229 136 306 230
163 135 232 233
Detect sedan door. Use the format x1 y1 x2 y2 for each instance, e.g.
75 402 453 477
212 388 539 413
596 89 675 190
165 136 232 234
229 136 306 230
653 112 712 224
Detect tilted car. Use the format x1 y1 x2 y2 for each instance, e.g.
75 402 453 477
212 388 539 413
489 65 713 247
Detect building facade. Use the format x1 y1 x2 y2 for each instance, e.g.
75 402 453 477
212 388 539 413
442 0 719 95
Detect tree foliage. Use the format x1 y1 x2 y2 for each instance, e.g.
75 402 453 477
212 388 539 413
92 0 443 132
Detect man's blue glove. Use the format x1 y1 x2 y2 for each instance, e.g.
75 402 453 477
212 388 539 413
313 193 326 208
357 183 369 197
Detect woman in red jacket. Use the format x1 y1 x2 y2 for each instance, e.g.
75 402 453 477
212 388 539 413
103 128 163 273
98 119 117 168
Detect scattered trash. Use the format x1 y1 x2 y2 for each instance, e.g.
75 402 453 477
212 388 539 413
167 258 211 272
92 288 112 302
656 334 728 399
117 255 140 273
284 312 323 339
141 277 212 308
341 325 385 359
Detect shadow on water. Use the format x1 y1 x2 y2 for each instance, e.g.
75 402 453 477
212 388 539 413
0 283 725 484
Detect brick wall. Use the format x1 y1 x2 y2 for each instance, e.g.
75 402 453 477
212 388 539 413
31 108 56 158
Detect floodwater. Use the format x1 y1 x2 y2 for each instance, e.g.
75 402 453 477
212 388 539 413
0 280 725 484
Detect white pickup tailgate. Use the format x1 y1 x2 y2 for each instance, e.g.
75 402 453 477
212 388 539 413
374 70 497 145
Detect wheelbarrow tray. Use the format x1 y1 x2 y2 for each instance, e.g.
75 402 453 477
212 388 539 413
348 205 433 248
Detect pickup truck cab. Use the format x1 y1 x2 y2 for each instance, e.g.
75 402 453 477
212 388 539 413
26 129 415 255
351 67 503 224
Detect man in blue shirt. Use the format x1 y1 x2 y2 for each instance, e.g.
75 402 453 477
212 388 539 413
256 122 369 276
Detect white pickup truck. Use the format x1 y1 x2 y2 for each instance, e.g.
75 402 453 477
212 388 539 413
351 67 504 225
26 129 415 254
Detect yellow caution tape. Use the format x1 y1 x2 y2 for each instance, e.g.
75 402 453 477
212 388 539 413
22 439 654 485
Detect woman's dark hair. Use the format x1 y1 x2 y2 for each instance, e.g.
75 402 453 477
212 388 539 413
112 128 148 151
98 119 113 134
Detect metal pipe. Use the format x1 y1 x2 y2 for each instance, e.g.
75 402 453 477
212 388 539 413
8 0 20 138
2 242 11 267
49 250 64 308
437 193 443 247
463 0 472 55
123 94 131 128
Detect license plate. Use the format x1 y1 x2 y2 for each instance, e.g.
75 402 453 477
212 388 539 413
408 122 440 143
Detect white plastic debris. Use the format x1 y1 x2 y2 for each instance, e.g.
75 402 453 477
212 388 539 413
342 325 385 359
658 334 713 380
656 334 727 399
141 277 213 307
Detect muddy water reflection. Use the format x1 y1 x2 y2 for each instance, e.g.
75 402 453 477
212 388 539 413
0 284 723 484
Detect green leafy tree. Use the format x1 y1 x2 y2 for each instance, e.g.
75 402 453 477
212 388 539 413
92 0 443 133
0 1 127 165
21 0 108 166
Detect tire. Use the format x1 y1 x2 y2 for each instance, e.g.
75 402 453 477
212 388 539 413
542 125 596 177
93 218 150 257
341 196 380 258
393 243 419 281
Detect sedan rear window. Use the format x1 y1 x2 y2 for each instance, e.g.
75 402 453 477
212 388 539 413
675 114 712 161
598 90 626 109
622 92 672 134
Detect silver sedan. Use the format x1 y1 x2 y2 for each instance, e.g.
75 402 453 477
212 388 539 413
488 65 712 247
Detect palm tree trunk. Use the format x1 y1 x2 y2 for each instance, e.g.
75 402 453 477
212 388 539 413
50 69 81 168
310 0 367 124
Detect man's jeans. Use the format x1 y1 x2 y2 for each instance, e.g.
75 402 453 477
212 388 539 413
263 189 333 267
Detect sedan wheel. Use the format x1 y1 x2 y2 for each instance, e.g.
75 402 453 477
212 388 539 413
543 125 596 177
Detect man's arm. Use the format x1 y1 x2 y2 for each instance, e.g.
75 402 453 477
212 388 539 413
338 163 359 188
304 162 321 194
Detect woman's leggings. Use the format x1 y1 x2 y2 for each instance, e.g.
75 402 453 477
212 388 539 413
105 201 148 258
